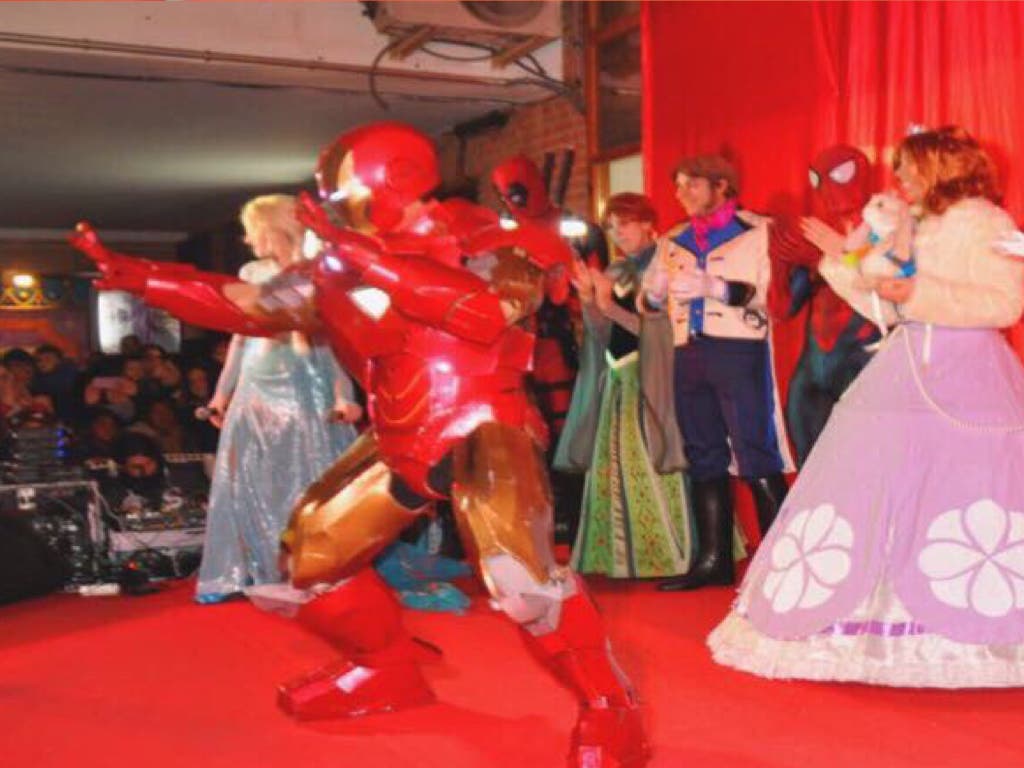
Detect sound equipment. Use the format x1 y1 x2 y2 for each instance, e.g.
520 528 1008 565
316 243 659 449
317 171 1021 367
0 515 68 604
0 452 213 593
0 480 104 590
1 420 83 484
102 453 211 580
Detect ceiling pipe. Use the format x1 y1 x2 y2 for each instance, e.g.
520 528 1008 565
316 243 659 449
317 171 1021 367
0 30 525 90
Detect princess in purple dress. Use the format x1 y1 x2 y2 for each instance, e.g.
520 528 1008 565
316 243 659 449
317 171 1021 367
710 126 1024 686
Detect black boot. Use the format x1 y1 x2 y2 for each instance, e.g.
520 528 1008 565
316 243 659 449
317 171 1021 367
659 477 734 591
746 473 789 536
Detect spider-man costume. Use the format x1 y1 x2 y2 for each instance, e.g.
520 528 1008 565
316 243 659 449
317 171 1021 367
768 145 881 466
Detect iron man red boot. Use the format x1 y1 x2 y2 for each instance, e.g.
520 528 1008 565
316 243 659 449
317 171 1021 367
277 568 435 720
524 578 648 768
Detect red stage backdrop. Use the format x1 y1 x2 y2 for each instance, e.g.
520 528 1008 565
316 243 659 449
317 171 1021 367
641 1 1024 540
643 0 1024 222
642 0 1024 390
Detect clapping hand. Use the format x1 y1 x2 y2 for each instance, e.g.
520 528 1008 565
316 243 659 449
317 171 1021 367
668 267 727 303
771 218 822 267
800 217 846 259
570 257 595 303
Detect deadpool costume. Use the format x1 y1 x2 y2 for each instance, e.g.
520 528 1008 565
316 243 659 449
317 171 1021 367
768 145 881 466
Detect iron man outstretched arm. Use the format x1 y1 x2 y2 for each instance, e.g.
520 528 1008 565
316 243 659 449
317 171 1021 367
70 222 298 337
297 194 510 345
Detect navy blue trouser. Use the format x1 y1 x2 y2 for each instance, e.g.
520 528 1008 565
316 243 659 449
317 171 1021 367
785 334 873 467
673 336 784 482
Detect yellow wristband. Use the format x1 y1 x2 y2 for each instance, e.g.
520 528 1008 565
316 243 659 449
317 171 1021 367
840 251 861 268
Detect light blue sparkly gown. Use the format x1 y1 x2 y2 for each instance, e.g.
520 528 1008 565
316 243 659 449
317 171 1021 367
195 330 356 602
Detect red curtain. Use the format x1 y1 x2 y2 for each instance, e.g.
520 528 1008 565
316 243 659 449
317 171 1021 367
642 0 1024 382
641 1 1024 536
643 0 1024 221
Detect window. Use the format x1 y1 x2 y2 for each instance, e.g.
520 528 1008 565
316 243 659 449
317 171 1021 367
585 3 643 219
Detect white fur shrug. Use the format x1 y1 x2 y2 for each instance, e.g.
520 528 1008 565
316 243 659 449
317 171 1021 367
819 197 1024 329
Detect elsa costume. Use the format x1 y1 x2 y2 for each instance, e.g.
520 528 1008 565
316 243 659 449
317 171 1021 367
195 258 357 602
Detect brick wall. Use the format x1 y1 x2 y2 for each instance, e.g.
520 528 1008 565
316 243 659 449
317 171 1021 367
437 95 591 218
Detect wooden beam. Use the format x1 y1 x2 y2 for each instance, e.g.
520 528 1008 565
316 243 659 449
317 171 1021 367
388 25 435 61
490 35 550 69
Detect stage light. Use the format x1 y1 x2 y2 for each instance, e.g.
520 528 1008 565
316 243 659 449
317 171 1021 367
499 215 518 231
559 217 588 238
11 273 36 288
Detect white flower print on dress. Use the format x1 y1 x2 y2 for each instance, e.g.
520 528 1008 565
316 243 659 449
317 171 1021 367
762 503 854 614
917 499 1024 618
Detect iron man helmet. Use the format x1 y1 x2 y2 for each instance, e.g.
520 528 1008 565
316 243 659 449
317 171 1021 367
316 121 440 234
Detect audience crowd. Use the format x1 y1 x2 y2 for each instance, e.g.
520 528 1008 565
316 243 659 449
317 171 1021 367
1 333 228 473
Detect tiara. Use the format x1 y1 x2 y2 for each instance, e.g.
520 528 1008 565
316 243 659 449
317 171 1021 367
906 123 928 136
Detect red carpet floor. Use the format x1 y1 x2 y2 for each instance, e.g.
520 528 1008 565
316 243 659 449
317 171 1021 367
3 577 1024 768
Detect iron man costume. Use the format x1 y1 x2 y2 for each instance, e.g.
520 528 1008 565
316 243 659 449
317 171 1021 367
768 144 881 466
71 122 646 768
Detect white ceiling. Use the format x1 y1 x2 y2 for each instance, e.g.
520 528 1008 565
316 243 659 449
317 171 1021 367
0 2 564 234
